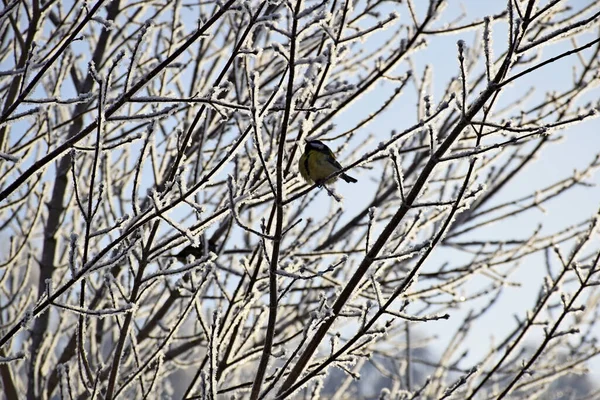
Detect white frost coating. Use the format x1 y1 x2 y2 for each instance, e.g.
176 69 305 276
3 1 598 396
322 82 355 96
86 236 138 274
24 92 95 105
423 93 432 110
0 152 18 162
370 275 384 307
0 107 41 127
388 147 405 201
0 0 18 25
297 1 326 19
457 40 465 60
468 145 482 162
209 309 221 399
110 104 180 121
271 42 290 60
520 11 600 54
442 365 478 397
277 256 345 279
483 17 494 80
91 16 115 30
324 185 342 203
256 12 280 23
378 239 431 262
300 10 329 34
214 81 233 98
143 253 215 281
0 352 25 364
69 233 79 276
296 54 326 66
300 115 315 143
368 206 376 221
271 347 286 358
339 11 398 44
125 20 152 91
155 204 200 248
52 301 135 317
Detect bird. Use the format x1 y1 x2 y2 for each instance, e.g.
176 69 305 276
173 238 217 263
299 140 357 185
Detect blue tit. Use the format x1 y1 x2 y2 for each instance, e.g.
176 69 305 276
299 140 357 184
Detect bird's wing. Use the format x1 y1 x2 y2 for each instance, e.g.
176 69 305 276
299 152 312 182
326 151 344 170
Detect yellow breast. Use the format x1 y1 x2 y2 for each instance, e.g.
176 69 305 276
300 151 339 183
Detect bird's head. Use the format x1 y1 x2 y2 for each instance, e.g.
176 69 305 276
305 140 327 153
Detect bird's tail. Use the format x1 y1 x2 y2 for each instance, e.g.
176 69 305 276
341 173 357 183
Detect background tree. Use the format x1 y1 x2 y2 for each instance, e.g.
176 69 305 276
1 0 600 399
